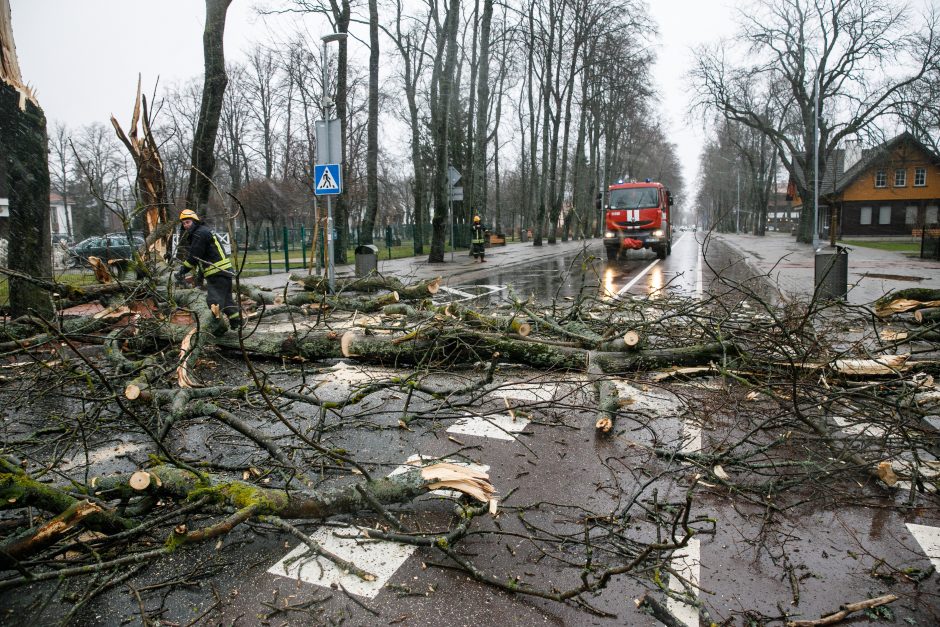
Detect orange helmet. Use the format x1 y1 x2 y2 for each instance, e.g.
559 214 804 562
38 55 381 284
473 215 481 223
179 209 200 221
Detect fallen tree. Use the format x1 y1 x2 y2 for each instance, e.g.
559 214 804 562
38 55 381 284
0 252 938 624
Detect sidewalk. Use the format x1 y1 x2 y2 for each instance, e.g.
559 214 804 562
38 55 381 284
241 237 602 291
709 232 940 304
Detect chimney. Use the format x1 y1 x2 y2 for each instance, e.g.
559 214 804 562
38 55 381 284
843 139 862 171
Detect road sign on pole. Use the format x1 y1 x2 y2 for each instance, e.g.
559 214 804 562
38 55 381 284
449 186 464 201
447 166 461 187
315 120 342 164
314 164 342 196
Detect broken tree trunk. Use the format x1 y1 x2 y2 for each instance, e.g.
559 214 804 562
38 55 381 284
111 76 170 261
0 0 53 318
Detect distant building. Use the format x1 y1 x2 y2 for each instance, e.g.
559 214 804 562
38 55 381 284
49 192 74 241
790 131 940 238
0 193 74 243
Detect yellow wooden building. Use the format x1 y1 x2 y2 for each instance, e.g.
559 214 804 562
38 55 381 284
791 131 940 238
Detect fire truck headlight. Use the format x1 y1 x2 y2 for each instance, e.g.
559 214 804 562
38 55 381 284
604 231 615 239
652 229 664 238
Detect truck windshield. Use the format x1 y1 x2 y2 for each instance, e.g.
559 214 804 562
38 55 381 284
609 187 659 209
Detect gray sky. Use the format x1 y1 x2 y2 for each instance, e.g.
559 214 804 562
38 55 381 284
12 0 736 198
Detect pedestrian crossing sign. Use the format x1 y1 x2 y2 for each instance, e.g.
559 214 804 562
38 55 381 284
314 163 341 196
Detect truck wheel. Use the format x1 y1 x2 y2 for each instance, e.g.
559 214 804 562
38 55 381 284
666 239 672 256
655 245 667 260
605 245 619 261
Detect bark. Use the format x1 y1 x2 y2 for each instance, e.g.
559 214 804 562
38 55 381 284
359 0 379 245
185 0 232 212
428 0 461 262
0 0 52 318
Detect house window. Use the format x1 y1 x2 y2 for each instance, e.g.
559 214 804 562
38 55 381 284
879 206 891 225
860 207 872 225
914 167 927 186
874 170 887 188
905 206 918 225
894 169 907 187
927 206 939 224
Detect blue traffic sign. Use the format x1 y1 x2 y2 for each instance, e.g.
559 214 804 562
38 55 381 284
314 163 342 196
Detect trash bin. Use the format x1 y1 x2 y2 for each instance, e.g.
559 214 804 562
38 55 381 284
520 229 528 242
355 244 378 277
814 245 849 301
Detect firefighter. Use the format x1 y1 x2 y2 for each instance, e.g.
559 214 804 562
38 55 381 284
175 209 241 330
471 215 487 263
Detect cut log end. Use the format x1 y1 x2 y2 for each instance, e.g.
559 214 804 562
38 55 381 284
427 277 442 295
516 322 532 337
595 417 613 433
623 330 640 347
129 470 151 491
125 384 141 400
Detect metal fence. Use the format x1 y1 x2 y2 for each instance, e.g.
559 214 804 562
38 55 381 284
230 223 488 274
919 223 940 260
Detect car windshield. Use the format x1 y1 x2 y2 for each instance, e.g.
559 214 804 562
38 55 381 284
609 187 659 209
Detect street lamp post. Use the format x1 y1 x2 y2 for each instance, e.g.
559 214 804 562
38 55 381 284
813 71 820 251
321 32 346 292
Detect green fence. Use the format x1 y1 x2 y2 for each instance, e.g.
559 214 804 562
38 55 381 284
232 223 487 275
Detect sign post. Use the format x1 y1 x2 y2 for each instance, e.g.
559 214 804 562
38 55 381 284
317 32 347 293
447 166 461 262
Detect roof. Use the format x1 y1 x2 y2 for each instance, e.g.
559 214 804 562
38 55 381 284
791 131 940 198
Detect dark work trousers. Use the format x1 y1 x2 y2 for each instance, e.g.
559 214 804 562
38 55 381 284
205 273 239 322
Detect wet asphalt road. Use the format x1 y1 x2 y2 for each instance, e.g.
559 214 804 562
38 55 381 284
212 237 938 624
7 234 939 626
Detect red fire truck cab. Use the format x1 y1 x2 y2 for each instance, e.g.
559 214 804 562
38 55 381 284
603 180 673 261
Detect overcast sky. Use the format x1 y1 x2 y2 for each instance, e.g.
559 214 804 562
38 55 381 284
11 0 737 199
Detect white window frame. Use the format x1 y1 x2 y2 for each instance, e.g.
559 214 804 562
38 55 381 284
914 167 927 187
874 170 887 188
860 206 872 225
894 169 907 187
879 206 892 225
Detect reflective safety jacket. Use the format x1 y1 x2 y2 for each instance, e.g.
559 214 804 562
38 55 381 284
471 224 486 244
181 222 233 277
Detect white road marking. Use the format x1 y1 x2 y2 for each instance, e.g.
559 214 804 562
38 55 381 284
269 525 416 598
447 412 530 441
696 245 704 299
667 537 702 627
437 285 476 299
437 284 507 303
489 383 560 403
906 523 940 571
680 423 703 457
616 259 660 296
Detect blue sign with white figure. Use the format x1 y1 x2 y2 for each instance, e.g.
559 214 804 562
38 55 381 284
314 164 342 196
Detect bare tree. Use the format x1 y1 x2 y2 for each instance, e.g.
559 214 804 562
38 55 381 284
244 46 282 180
428 0 462 262
359 0 380 245
49 122 75 238
185 0 233 213
690 0 940 243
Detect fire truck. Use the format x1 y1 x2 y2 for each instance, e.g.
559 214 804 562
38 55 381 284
602 179 673 261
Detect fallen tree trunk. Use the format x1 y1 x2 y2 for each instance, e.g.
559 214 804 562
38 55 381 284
291 274 442 300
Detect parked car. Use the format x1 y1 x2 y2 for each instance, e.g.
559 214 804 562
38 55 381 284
65 234 143 269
